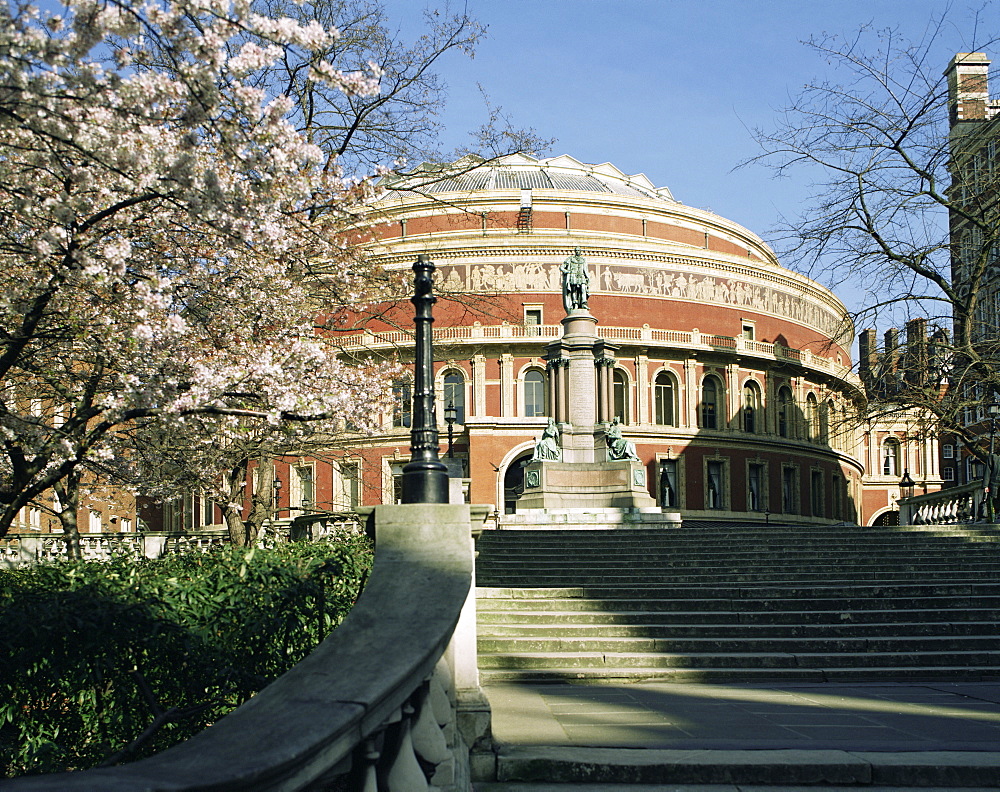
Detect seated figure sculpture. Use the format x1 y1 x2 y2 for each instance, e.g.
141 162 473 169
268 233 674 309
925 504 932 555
606 416 639 461
531 418 562 462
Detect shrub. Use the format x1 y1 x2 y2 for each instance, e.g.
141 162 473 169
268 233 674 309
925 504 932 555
0 537 372 777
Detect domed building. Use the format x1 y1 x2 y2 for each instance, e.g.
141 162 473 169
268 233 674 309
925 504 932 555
324 153 906 524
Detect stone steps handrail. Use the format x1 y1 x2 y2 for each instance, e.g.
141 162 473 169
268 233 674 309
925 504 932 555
6 503 476 792
899 481 983 525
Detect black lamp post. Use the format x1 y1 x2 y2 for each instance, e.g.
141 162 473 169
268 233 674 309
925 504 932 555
445 401 458 458
401 255 449 504
272 475 282 513
899 469 915 500
988 402 1000 455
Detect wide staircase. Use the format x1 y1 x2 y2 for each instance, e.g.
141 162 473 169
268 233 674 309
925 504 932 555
476 522 1000 683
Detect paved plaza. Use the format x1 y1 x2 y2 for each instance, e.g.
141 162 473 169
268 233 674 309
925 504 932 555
485 681 1000 751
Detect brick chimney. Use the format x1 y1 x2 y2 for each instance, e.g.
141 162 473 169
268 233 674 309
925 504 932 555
858 328 878 384
945 53 992 128
904 318 928 383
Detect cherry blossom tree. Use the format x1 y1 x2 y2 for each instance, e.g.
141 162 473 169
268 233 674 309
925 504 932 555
0 0 400 545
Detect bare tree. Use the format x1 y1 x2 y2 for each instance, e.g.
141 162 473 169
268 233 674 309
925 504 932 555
747 12 1000 456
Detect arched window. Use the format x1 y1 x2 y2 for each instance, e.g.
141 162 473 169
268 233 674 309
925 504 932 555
654 371 675 426
523 369 546 417
443 370 466 424
882 437 901 476
806 393 819 441
701 376 721 430
743 381 761 433
613 368 628 423
777 386 793 438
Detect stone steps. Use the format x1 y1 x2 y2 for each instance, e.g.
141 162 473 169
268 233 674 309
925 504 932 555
475 525 1000 683
480 620 999 637
476 746 1000 788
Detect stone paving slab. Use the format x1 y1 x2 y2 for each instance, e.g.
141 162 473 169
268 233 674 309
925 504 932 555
484 681 1000 751
475 786 1000 791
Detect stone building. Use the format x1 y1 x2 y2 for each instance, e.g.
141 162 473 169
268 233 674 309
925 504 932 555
295 153 927 525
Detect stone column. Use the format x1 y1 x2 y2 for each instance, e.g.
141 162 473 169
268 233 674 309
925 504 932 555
500 353 513 418
636 352 649 425
727 363 740 430
472 354 486 419
684 359 698 428
557 309 601 463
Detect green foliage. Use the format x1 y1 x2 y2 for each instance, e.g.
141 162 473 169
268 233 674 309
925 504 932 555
0 538 373 777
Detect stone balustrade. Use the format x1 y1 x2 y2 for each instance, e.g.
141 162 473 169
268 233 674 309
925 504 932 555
3 503 486 792
0 514 365 568
899 481 983 525
336 323 861 388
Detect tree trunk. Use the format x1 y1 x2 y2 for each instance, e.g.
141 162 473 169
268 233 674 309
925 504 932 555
243 457 274 547
222 459 251 546
54 475 82 560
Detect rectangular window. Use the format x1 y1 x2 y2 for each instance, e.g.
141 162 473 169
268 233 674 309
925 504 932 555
831 476 844 520
943 444 954 459
390 462 405 504
524 307 543 336
943 466 955 481
88 510 102 533
810 470 823 518
659 459 678 508
748 463 764 511
781 466 798 514
291 464 315 512
742 322 755 341
706 460 725 510
334 462 359 510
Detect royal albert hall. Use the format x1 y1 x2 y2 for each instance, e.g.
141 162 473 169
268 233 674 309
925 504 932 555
329 153 887 524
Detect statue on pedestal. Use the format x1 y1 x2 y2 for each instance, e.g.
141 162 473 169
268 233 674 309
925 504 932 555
531 418 562 462
560 247 589 313
606 416 639 461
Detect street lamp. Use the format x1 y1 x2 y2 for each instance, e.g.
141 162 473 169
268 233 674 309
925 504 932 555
899 469 915 500
272 474 282 513
445 400 458 458
988 402 1000 455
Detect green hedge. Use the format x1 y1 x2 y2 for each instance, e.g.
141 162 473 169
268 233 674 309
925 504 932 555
0 537 373 777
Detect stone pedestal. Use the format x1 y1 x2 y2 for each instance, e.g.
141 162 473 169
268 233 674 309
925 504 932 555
545 308 616 464
518 458 658 511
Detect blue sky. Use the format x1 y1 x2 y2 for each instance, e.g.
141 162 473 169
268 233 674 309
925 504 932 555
385 0 998 304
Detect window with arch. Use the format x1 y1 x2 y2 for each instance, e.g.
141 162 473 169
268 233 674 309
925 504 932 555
805 393 819 441
882 437 901 476
613 368 628 423
777 386 793 437
701 376 721 430
443 370 466 424
742 381 761 433
523 369 546 417
654 371 675 426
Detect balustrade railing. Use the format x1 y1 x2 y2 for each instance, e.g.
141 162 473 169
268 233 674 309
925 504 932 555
0 513 366 568
899 481 984 525
334 323 859 385
5 503 483 792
